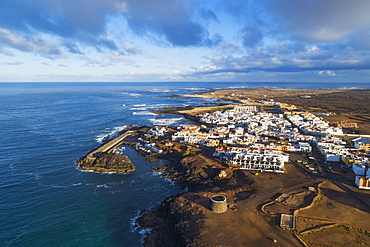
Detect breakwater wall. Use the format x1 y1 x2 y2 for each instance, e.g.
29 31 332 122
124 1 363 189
83 131 134 160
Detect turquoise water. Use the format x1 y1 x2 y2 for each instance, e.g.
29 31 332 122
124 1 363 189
1 82 369 247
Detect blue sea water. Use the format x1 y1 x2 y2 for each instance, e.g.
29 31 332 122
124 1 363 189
1 81 369 247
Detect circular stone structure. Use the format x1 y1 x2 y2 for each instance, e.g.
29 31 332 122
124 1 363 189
210 195 227 213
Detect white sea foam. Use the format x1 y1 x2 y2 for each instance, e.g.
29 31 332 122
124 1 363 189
96 184 112 189
130 210 145 232
151 170 163 176
182 87 207 91
129 107 148 111
76 167 95 173
99 171 130 175
48 182 82 188
139 228 153 239
164 178 176 186
152 103 172 107
227 86 250 89
95 135 107 143
132 111 157 116
121 92 142 97
50 185 69 189
148 88 176 93
77 167 129 175
339 87 360 89
95 125 127 143
149 117 185 125
130 104 172 111
108 190 126 195
130 210 153 245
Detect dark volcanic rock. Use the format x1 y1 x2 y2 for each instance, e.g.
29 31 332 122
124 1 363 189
153 154 233 191
138 194 207 247
78 153 136 173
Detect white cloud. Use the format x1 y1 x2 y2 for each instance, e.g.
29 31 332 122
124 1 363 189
0 48 15 56
0 28 62 56
271 57 282 65
307 45 319 53
318 70 337 76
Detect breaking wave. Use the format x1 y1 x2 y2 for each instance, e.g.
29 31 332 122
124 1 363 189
149 117 185 126
121 92 142 97
148 88 177 93
130 103 172 111
132 111 157 116
95 126 127 143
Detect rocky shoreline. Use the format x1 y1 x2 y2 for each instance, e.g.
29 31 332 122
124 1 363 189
78 87 370 246
136 88 370 247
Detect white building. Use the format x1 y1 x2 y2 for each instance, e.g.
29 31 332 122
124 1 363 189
225 152 288 173
355 176 370 190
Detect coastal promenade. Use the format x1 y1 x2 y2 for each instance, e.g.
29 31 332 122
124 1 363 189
85 131 134 159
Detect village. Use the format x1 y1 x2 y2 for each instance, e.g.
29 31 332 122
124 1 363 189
80 89 370 246
131 97 370 246
137 102 370 190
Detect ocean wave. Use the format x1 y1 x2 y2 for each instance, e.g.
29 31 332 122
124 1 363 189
132 111 157 116
182 87 207 91
152 103 172 107
99 171 130 175
107 190 126 195
96 184 112 189
139 228 152 238
339 87 361 89
49 185 69 189
45 182 82 189
130 210 145 232
76 167 95 173
149 117 185 125
129 107 148 111
76 167 130 175
227 86 250 89
95 125 127 143
164 178 176 186
121 92 142 97
130 104 172 111
151 170 163 176
148 88 176 93
130 210 153 246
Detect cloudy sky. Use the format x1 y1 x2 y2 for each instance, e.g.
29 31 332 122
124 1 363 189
1 0 370 82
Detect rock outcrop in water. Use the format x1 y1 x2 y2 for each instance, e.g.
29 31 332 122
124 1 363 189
78 152 136 173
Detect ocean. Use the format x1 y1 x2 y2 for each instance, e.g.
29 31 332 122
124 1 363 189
1 81 369 247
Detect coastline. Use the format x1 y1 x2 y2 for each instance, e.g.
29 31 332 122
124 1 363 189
78 87 370 246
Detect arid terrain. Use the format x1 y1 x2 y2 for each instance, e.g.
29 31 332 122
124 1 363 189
139 88 370 246
182 87 370 135
133 88 370 246
138 147 370 247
